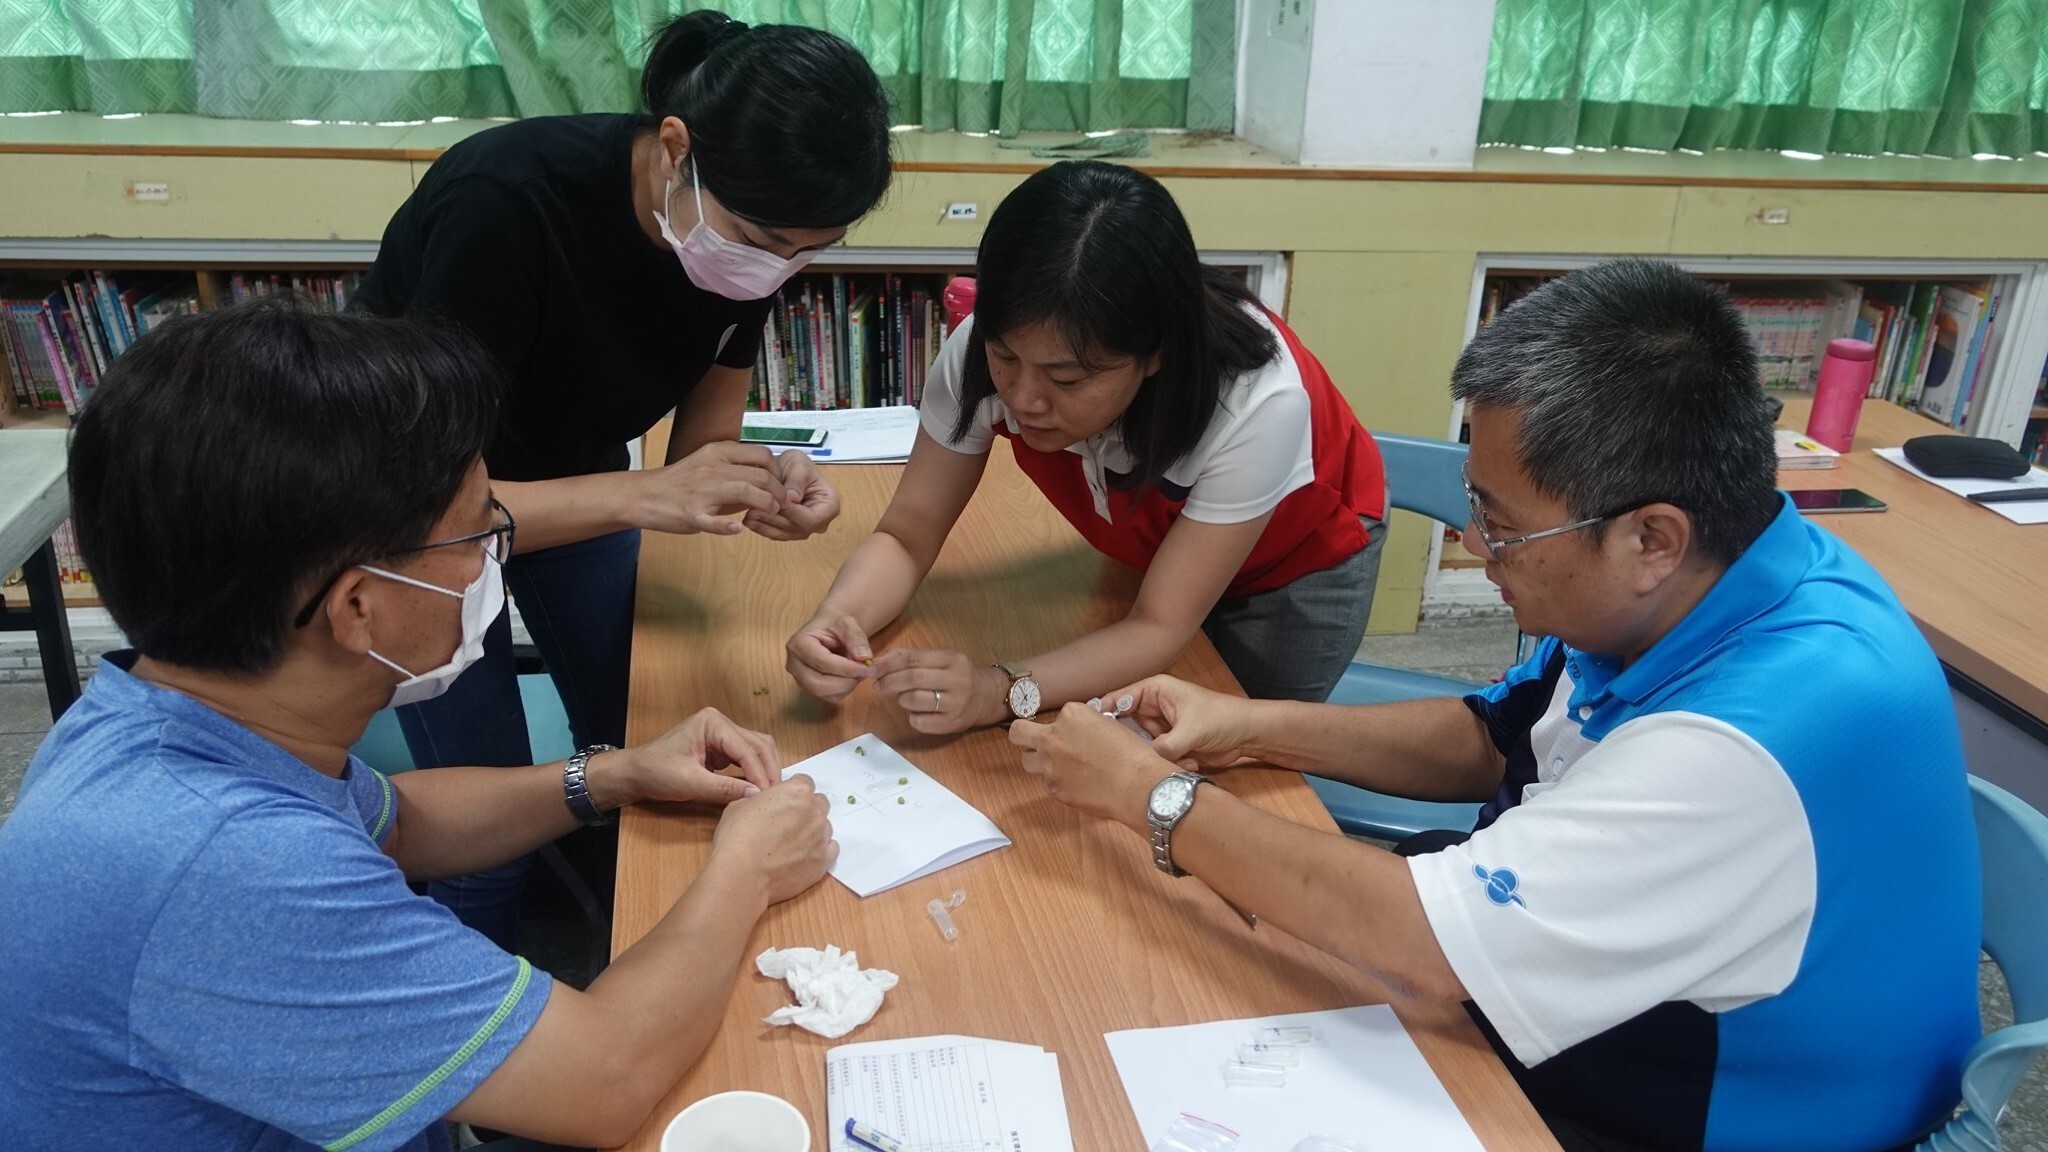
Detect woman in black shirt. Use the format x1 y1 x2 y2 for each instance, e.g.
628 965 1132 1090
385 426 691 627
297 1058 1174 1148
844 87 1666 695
355 10 891 948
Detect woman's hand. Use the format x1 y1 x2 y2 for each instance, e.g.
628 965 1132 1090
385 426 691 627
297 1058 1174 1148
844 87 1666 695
744 450 841 541
871 648 1011 734
632 441 789 536
785 611 875 703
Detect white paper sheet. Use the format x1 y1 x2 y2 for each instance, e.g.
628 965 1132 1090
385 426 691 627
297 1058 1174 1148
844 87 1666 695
783 735 1009 897
1105 1007 1485 1152
1875 448 2048 525
825 1034 1074 1152
744 406 921 463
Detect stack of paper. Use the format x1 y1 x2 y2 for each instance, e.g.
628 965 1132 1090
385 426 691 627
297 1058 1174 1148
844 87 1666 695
1105 1007 1485 1152
1774 429 1840 470
783 735 1010 897
826 1034 1073 1152
1876 447 2048 525
744 406 920 463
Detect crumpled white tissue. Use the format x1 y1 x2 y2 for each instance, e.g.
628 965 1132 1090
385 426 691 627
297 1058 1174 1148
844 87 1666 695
755 944 899 1039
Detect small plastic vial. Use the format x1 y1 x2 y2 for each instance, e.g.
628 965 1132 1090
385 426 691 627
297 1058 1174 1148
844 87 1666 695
926 889 966 942
1234 1041 1301 1066
1221 1060 1287 1088
1254 1025 1316 1045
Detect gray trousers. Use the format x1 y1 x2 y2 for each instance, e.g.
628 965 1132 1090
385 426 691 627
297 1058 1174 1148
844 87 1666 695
1201 518 1385 703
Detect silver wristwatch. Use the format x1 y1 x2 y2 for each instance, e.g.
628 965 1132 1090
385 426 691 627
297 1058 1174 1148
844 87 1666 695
563 744 618 827
1146 770 1206 876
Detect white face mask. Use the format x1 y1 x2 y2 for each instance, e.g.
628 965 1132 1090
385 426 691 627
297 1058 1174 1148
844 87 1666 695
358 551 505 709
653 157 818 300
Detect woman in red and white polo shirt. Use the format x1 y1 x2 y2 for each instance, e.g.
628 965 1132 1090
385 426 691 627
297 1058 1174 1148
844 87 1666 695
784 161 1386 732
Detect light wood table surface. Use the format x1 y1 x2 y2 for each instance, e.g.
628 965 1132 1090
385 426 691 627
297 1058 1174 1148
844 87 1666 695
612 435 1558 1151
1777 398 2048 726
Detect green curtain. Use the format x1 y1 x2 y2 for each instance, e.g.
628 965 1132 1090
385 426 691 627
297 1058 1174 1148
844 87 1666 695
0 0 1233 133
1482 0 2048 158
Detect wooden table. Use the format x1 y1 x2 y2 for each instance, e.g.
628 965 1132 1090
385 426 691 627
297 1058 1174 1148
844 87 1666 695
1776 398 2048 729
612 438 1557 1151
0 429 79 720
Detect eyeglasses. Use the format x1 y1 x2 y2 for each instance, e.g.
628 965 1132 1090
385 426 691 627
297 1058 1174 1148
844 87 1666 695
292 497 516 627
1462 468 1629 559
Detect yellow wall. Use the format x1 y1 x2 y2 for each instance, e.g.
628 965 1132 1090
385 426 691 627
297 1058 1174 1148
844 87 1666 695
13 131 2048 631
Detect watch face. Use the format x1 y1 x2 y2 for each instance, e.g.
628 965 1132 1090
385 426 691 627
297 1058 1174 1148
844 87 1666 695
1009 677 1042 718
1149 775 1195 820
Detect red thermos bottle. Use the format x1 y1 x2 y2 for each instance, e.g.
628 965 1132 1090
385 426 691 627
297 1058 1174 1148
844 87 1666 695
1805 338 1877 453
943 277 977 335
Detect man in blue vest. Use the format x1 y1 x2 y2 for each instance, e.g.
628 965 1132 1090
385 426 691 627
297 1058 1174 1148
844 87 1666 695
1013 259 1982 1152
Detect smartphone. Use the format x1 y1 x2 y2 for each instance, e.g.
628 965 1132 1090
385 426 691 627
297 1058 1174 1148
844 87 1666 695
1790 488 1889 514
740 425 828 447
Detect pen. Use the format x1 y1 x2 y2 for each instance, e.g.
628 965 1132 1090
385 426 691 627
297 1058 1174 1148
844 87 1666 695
846 1118 917 1152
1966 487 2048 505
803 447 835 457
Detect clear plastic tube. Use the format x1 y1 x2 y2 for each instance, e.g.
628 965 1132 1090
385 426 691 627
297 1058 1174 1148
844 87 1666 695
1234 1041 1301 1066
1221 1060 1288 1088
926 889 966 942
1253 1025 1316 1045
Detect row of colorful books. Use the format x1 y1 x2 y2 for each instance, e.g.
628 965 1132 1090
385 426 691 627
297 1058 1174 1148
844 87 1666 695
1479 274 2002 429
1 270 360 417
751 273 949 412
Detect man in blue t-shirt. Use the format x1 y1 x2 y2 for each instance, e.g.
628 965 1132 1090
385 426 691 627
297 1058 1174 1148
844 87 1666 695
1010 259 1983 1152
0 303 839 1151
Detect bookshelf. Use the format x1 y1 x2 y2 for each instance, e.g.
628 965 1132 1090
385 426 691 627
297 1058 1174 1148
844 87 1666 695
0 238 1287 618
1422 254 2048 617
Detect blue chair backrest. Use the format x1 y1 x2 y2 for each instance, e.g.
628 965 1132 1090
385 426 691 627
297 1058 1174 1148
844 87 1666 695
1919 776 2048 1151
1375 433 1469 529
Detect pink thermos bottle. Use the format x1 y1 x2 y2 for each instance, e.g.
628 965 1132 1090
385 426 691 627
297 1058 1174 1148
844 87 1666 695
1805 338 1877 453
943 277 977 335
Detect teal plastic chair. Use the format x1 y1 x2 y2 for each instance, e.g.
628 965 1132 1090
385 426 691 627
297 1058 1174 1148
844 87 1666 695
352 672 610 977
1917 777 2048 1151
1310 433 1488 842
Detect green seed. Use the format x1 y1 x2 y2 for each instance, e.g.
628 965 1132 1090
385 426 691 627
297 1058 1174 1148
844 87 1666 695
846 795 857 804
896 796 906 805
898 776 908 785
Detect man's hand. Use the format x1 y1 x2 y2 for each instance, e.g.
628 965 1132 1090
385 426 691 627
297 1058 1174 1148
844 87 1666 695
1009 703 1175 828
709 775 839 907
591 707 781 811
1108 675 1263 772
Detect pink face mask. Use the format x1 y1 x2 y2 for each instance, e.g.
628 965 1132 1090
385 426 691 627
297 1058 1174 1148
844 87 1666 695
653 157 818 300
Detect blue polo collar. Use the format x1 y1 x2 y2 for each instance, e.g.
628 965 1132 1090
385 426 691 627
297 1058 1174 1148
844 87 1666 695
1564 494 1810 713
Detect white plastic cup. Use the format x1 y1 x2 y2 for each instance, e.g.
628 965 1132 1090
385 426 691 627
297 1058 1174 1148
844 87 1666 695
659 1091 811 1152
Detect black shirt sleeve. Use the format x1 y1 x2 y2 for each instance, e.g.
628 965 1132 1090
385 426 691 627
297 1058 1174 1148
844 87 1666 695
715 296 773 370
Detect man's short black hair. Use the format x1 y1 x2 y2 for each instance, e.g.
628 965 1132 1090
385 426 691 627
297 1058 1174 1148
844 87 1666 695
1451 259 1781 565
69 300 500 673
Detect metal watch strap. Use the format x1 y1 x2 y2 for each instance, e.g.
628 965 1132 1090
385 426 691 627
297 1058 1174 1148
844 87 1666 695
1149 772 1205 877
563 744 618 827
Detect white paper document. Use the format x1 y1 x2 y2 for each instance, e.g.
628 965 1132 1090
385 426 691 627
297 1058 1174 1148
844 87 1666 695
783 735 1009 897
1875 447 2048 525
826 1034 1074 1152
1105 1007 1485 1152
744 405 921 463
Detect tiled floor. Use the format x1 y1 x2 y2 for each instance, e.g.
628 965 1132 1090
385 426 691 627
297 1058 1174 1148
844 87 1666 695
3 622 2043 1146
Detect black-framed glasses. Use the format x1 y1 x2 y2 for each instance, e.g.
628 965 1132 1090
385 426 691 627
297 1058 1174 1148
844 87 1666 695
292 497 516 627
1462 468 1641 560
